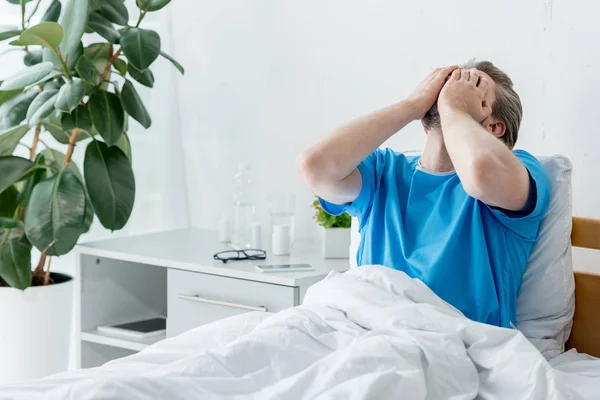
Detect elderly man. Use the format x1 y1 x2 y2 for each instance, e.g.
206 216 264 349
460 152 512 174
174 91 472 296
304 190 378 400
298 61 550 328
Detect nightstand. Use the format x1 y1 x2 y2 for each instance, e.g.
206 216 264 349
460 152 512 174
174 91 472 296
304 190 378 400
74 229 349 368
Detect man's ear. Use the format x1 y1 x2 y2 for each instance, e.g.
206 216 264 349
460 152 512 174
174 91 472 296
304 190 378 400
482 116 506 138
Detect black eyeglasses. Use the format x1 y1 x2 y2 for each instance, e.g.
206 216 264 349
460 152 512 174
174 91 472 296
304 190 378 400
213 249 267 264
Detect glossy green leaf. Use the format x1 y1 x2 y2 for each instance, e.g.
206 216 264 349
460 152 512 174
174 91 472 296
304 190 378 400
41 0 62 23
0 30 21 42
127 63 154 88
17 153 47 209
24 171 87 256
66 41 84 72
160 51 184 75
26 89 59 127
120 80 151 129
0 186 18 218
119 28 161 70
88 12 120 44
0 156 43 194
24 50 43 66
9 22 63 49
99 0 129 26
43 118 69 144
84 141 135 230
137 0 171 12
6 0 33 4
61 104 92 133
0 125 29 156
0 239 32 290
41 148 83 182
0 90 37 131
0 217 23 230
113 58 127 76
84 43 110 74
89 91 124 145
76 55 100 85
114 132 132 164
55 77 84 113
57 0 89 61
0 62 55 91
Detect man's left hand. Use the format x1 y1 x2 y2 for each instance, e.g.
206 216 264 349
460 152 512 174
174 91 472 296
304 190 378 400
438 68 493 123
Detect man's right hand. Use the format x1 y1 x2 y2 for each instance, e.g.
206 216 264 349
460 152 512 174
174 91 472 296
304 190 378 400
406 66 458 120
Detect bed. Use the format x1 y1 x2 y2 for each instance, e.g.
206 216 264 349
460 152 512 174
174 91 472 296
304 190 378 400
0 216 599 399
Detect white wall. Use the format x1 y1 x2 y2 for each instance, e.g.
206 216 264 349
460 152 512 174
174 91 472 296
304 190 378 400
170 0 600 272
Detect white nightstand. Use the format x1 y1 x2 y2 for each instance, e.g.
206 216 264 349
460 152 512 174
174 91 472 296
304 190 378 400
75 229 349 368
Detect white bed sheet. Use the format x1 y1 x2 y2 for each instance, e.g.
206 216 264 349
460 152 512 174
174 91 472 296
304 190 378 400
1 266 599 399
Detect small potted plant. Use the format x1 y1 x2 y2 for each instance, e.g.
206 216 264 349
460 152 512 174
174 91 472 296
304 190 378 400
312 199 351 258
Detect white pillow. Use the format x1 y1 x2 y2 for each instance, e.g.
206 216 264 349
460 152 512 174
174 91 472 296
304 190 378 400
349 155 574 359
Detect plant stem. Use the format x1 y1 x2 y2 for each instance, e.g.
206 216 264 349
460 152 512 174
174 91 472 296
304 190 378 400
32 252 46 281
44 256 52 285
54 48 73 81
30 123 41 160
20 0 26 30
135 9 148 28
62 129 80 170
98 49 122 87
26 0 42 25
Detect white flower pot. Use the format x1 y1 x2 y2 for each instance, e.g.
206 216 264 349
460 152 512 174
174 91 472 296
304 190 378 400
321 227 351 259
0 273 74 384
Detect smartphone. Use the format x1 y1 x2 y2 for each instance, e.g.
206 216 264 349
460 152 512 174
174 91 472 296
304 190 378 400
97 317 166 340
255 264 315 273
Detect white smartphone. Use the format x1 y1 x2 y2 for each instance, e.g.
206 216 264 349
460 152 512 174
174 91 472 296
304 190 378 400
255 264 315 273
97 316 166 340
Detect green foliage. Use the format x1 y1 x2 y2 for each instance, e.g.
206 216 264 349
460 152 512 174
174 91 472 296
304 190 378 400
0 0 182 289
312 199 352 229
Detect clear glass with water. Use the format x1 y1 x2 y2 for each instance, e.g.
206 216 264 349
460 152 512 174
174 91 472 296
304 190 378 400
269 194 295 255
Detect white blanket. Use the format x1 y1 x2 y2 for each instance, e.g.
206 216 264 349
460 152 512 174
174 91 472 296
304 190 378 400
2 266 599 399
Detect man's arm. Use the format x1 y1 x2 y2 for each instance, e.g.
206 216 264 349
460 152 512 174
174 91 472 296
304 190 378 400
438 68 530 211
297 66 458 205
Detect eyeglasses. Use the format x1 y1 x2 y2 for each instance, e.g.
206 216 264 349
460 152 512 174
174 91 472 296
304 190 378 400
213 249 267 264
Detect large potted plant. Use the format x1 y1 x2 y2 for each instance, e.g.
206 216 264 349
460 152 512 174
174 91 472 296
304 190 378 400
312 199 351 259
0 0 183 383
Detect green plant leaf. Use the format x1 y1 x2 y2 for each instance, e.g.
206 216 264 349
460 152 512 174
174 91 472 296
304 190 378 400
0 186 18 218
17 153 47 209
137 0 171 12
87 11 120 44
84 43 110 74
76 55 100 85
120 80 151 129
0 239 32 290
0 90 38 131
0 29 21 42
66 41 84 72
0 62 55 91
26 88 59 127
43 117 69 144
160 51 184 75
119 28 161 70
41 148 83 183
23 50 43 66
61 104 92 133
57 0 89 62
114 132 132 164
99 0 129 26
127 63 154 87
89 91 124 145
24 171 86 256
5 0 33 4
113 58 127 76
9 22 63 49
0 217 23 230
0 124 30 156
55 77 84 113
0 156 44 194
84 140 135 230
41 0 62 23
0 87 22 107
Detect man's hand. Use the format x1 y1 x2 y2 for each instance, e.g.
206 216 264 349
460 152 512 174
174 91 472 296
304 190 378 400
406 65 458 119
438 68 493 123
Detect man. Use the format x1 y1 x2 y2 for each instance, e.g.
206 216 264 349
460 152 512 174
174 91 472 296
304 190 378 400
297 61 550 328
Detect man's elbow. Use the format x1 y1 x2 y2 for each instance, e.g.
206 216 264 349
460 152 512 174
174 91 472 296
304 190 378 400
296 150 323 189
461 155 492 200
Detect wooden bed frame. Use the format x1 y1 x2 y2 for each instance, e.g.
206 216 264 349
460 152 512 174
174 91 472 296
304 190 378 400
564 217 600 358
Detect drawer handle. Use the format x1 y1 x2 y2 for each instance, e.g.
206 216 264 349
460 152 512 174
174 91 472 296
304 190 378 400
177 294 268 312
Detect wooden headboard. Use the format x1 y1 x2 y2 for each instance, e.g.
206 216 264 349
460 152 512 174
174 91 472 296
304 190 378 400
565 217 600 358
